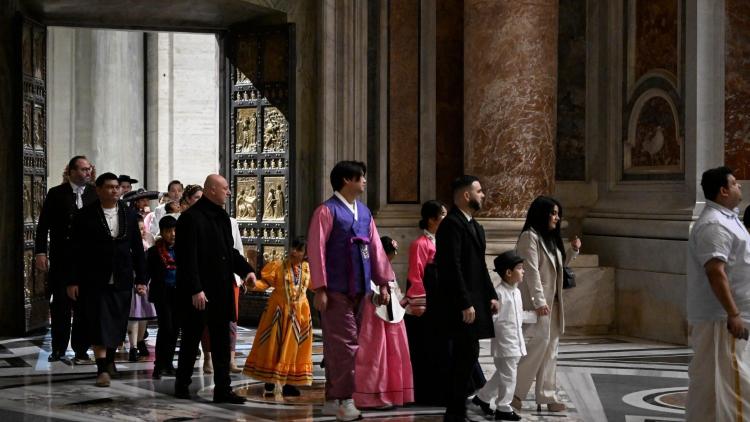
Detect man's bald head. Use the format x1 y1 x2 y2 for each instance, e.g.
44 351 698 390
202 174 230 206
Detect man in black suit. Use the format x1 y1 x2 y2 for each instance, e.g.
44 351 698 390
66 172 148 387
174 174 256 404
435 175 499 421
35 155 97 362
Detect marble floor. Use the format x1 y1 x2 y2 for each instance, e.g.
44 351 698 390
0 325 689 421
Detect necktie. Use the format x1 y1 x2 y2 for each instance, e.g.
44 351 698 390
76 186 84 209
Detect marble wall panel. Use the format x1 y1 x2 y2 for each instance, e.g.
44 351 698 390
464 0 558 218
435 0 464 206
556 0 586 181
634 0 678 82
725 0 750 179
388 0 420 203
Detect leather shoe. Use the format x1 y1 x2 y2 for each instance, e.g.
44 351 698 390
174 385 192 400
213 390 246 404
152 369 161 380
471 395 493 416
495 410 521 421
282 384 300 397
47 351 63 362
443 412 468 422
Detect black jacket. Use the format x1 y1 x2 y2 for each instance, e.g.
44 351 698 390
434 206 498 339
175 196 253 321
146 242 173 304
34 182 97 262
68 200 147 291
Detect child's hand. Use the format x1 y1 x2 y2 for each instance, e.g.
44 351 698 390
490 299 499 314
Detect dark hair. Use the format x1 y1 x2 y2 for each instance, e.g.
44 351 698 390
701 166 734 202
67 155 88 173
182 184 203 201
381 236 397 256
521 195 566 262
165 201 180 214
95 172 119 187
330 161 367 192
419 200 446 230
291 236 307 251
167 180 183 191
451 175 480 196
159 215 178 230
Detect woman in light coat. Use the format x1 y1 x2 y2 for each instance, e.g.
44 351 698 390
513 196 581 412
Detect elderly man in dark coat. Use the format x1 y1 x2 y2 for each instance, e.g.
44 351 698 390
434 175 499 422
174 174 256 404
67 172 147 387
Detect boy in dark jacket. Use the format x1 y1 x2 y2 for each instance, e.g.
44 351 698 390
147 216 178 379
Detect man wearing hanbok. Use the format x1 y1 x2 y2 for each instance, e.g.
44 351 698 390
307 161 395 421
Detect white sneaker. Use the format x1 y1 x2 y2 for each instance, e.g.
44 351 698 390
337 398 362 421
322 399 339 416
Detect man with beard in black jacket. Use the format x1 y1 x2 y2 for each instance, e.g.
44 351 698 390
174 174 256 404
434 175 499 422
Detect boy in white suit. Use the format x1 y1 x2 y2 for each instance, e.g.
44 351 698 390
472 251 527 421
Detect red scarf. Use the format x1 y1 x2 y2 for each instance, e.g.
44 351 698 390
156 239 176 270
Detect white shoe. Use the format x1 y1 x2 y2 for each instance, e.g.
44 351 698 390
337 398 362 421
322 399 339 416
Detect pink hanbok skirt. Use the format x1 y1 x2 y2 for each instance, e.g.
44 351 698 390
353 294 414 408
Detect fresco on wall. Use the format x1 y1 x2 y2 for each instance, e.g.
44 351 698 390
625 94 681 173
725 0 750 179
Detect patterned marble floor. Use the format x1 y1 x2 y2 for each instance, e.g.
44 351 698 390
0 325 689 421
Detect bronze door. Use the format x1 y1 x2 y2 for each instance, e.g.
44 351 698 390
226 25 295 272
20 17 49 332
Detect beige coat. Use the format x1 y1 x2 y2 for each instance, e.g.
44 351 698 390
515 228 577 334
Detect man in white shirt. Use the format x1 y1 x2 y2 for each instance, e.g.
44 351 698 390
687 166 750 421
35 155 96 362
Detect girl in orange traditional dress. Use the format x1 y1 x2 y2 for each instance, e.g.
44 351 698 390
243 237 313 396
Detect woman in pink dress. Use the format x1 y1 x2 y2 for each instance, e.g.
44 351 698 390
353 236 414 409
404 200 447 405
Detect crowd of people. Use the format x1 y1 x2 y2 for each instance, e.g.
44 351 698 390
36 155 594 421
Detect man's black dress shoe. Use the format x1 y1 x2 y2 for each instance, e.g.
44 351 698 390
443 412 469 422
174 385 192 399
152 369 161 380
282 384 301 397
213 390 246 404
471 396 494 416
494 410 521 421
47 351 62 362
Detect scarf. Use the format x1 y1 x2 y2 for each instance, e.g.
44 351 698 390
156 239 176 270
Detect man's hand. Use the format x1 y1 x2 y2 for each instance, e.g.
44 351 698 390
313 288 328 312
135 284 147 296
727 314 747 339
35 255 48 272
67 285 78 301
378 285 391 306
192 291 208 310
410 306 425 317
490 299 499 315
462 306 476 324
245 272 257 290
535 305 550 316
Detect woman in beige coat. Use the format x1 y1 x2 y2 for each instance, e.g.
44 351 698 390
512 196 581 412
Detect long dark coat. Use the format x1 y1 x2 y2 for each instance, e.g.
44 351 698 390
69 199 147 291
175 196 253 322
434 206 498 339
35 182 97 262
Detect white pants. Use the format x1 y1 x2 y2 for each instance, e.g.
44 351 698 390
477 356 521 412
687 320 750 422
514 310 560 404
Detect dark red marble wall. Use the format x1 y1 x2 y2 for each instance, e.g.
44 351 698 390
388 0 420 203
635 0 678 81
725 0 750 179
435 0 464 206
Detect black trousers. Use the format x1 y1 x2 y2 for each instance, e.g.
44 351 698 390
49 268 89 355
445 328 479 417
175 305 232 395
153 290 178 371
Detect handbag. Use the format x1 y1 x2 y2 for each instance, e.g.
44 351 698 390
563 266 576 289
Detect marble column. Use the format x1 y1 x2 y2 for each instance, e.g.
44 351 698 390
463 0 559 220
